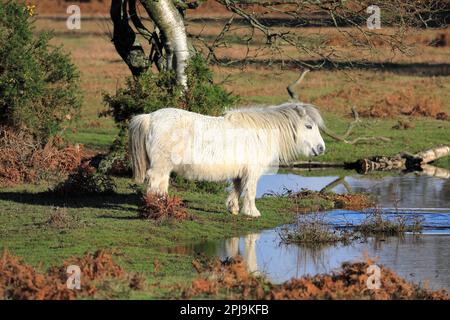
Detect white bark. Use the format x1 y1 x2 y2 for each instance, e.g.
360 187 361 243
415 146 450 164
141 0 189 89
419 165 450 179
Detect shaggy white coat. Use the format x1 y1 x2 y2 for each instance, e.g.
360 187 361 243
129 103 325 217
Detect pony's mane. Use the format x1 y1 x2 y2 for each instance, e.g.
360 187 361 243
224 103 325 164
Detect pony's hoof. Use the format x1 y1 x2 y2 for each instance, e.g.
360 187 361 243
243 210 261 218
226 201 239 215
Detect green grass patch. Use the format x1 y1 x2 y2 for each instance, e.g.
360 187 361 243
0 177 300 298
307 114 450 168
355 209 423 237
279 213 355 246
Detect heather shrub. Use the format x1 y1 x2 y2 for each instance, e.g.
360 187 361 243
0 1 81 140
102 54 238 128
138 193 189 221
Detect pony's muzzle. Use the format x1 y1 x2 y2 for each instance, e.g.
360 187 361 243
312 144 325 156
317 144 325 154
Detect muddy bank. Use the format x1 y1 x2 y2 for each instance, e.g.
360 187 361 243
293 190 374 212
265 189 374 213
257 173 450 209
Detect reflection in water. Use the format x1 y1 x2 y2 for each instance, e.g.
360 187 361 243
323 210 450 231
222 234 260 274
188 230 450 291
169 173 450 292
257 174 450 209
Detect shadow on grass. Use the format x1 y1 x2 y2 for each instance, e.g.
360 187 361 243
96 214 140 220
0 190 226 218
183 199 225 215
0 190 140 212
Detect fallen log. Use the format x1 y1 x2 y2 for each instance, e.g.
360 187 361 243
415 146 450 165
348 155 410 173
280 146 450 175
347 145 450 174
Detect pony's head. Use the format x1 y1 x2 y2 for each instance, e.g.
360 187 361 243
293 104 326 157
224 102 326 162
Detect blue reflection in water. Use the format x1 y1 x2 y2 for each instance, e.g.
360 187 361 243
187 227 450 290
321 209 450 233
257 173 450 209
174 173 450 291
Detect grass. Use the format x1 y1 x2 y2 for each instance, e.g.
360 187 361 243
1 18 447 298
43 207 86 230
279 207 423 247
64 128 118 149
263 189 334 211
0 177 301 298
39 28 450 169
316 115 450 166
279 213 355 246
355 208 424 236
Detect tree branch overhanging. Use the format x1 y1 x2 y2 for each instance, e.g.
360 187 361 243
110 0 190 88
110 0 149 77
203 0 448 69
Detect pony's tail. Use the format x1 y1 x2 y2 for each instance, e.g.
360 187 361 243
129 114 151 183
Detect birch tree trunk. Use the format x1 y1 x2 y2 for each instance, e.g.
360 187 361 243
111 0 189 89
140 0 190 89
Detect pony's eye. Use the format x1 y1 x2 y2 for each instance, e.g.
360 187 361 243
305 124 313 129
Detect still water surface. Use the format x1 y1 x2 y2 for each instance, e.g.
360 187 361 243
179 173 450 290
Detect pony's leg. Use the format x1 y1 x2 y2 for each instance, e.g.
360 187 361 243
158 172 170 194
226 178 241 215
243 233 259 274
224 237 239 257
241 173 261 217
146 167 170 195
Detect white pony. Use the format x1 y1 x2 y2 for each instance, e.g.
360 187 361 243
129 103 325 217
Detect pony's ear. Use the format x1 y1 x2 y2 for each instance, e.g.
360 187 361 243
295 105 306 117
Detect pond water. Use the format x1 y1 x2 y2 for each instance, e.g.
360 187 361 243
257 173 450 209
182 229 450 290
175 172 450 291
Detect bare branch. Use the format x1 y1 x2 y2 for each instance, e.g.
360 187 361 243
210 0 447 70
287 69 310 101
321 108 390 145
129 0 153 41
352 145 450 174
320 177 347 193
110 0 149 76
286 70 390 145
342 135 391 145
